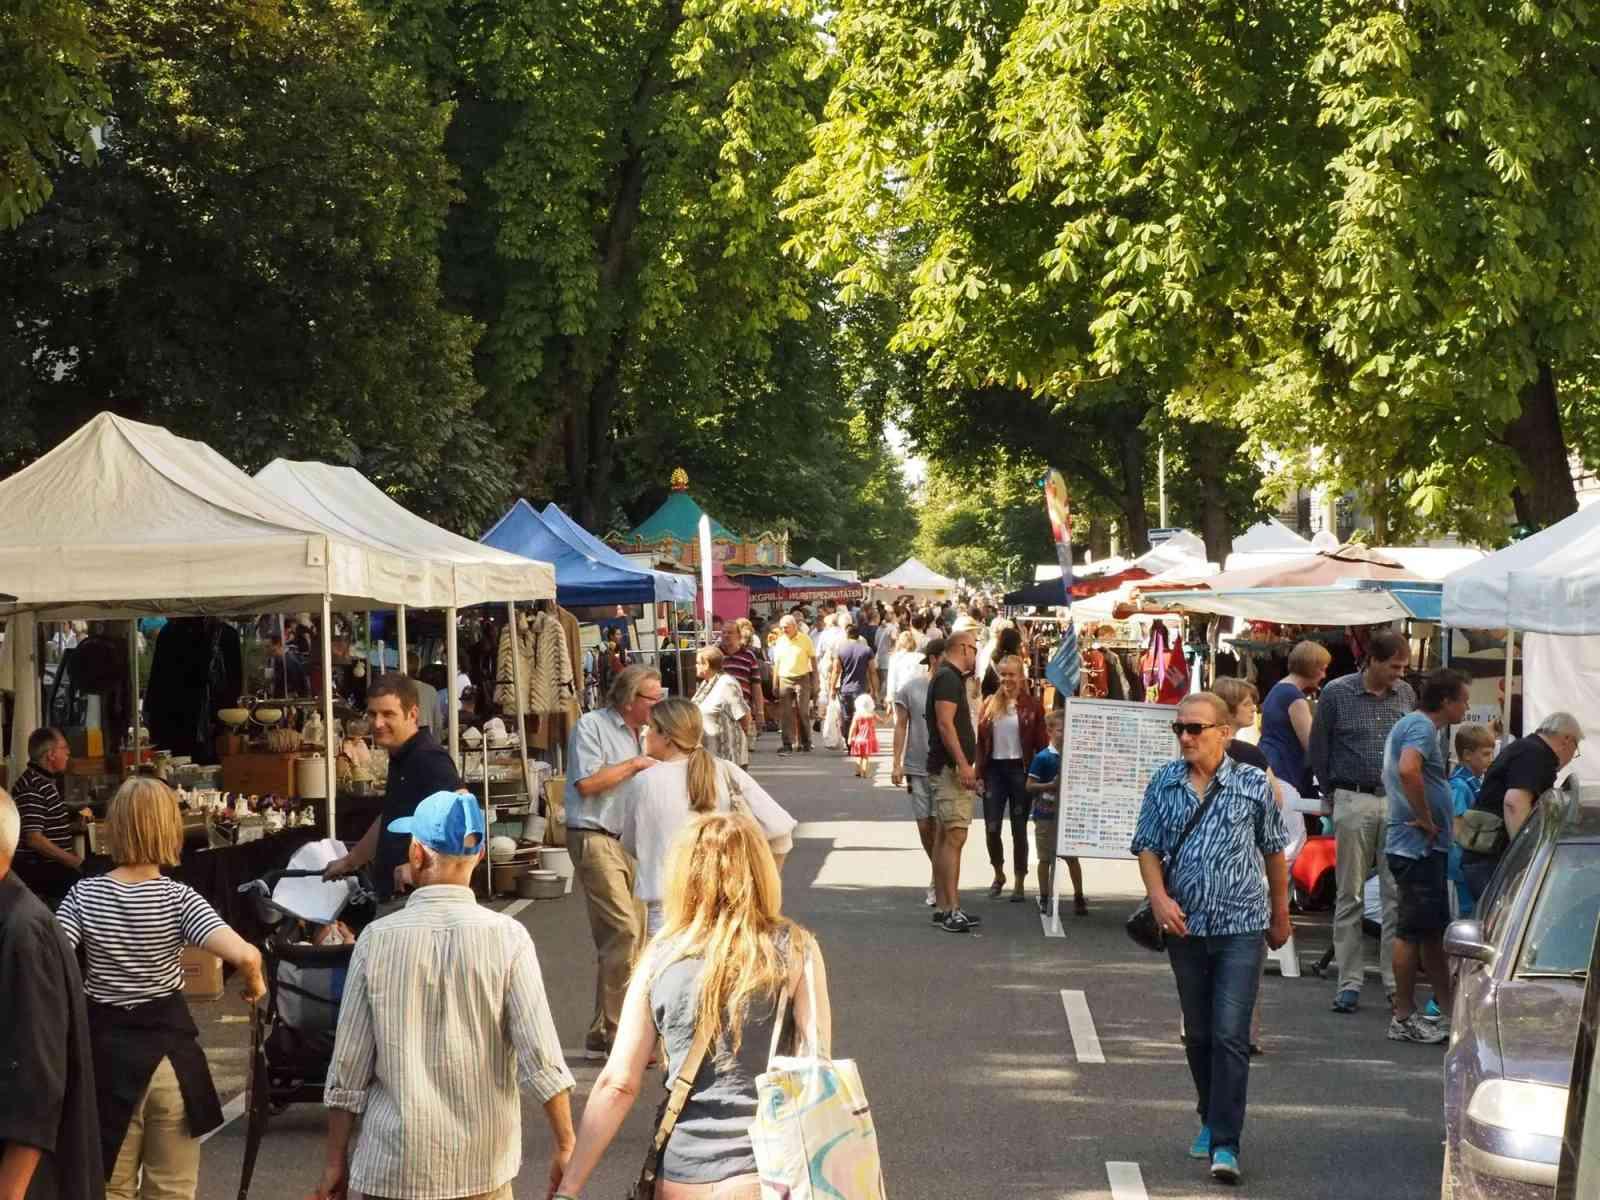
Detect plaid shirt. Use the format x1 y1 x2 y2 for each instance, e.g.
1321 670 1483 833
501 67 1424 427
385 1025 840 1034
1308 671 1417 791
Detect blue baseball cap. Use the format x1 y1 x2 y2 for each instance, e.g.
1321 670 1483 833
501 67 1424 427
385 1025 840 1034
387 790 485 856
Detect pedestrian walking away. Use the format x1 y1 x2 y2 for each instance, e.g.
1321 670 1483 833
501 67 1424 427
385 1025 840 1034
1132 693 1291 1185
0 791 104 1200
553 812 833 1200
1308 629 1413 1014
563 664 666 1058
927 627 984 932
316 790 577 1200
56 777 268 1200
975 655 1048 903
621 698 796 939
1382 669 1470 1046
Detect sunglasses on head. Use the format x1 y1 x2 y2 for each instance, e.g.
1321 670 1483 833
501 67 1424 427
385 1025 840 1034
1170 721 1220 737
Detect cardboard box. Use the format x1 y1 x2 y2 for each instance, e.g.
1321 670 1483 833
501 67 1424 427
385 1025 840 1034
221 752 298 798
180 947 224 1000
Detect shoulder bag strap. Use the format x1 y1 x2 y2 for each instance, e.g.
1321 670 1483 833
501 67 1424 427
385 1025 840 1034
650 1022 714 1161
1166 779 1221 874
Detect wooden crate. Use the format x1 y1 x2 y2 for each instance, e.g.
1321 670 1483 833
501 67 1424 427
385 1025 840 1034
221 752 298 798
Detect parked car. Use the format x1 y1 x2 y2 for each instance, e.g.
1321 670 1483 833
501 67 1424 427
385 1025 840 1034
1555 877 1600 1198
1443 779 1600 1199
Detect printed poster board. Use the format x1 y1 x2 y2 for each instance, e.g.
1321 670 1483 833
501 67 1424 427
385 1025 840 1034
1056 697 1178 860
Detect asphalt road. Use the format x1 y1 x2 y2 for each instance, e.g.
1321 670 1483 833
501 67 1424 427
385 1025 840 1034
193 736 1446 1200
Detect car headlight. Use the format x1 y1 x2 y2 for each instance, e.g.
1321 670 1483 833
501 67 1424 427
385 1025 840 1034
1466 1079 1569 1138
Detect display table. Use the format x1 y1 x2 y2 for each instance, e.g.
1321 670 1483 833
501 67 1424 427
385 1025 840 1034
172 827 321 943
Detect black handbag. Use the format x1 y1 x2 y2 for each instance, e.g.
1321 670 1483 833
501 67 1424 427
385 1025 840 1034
1125 786 1220 953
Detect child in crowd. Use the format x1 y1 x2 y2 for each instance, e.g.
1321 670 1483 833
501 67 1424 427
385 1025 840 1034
1027 710 1085 916
848 693 879 777
1449 724 1498 919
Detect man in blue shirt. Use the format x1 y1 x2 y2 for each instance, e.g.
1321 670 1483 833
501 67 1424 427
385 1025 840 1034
1132 693 1291 1185
1382 668 1470 1045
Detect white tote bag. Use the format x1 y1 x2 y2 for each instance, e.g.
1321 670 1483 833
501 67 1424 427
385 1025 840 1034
820 698 845 750
750 955 887 1199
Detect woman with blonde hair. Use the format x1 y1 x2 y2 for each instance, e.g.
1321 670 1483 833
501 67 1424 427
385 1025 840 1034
883 628 923 704
555 813 831 1200
975 654 1049 902
621 698 797 938
1257 640 1330 795
692 646 751 766
55 777 265 1200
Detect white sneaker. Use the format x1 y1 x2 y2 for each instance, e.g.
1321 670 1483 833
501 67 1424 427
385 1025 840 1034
925 887 937 907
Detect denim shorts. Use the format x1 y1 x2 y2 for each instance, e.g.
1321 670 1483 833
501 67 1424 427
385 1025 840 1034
904 774 935 821
1387 852 1450 940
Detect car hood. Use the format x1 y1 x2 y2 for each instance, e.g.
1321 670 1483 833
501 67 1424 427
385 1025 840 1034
1496 978 1586 1088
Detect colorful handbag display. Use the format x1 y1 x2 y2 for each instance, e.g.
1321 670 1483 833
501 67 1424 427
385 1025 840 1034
750 955 887 1199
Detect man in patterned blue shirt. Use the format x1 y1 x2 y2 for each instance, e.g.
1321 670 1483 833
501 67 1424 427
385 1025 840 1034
1133 692 1291 1186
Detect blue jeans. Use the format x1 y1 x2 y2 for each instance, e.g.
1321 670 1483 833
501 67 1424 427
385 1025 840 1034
1167 931 1267 1155
983 761 1029 874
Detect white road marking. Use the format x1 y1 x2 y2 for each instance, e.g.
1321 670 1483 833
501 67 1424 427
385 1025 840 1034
1061 989 1105 1064
199 1091 248 1143
1106 1161 1148 1199
501 898 533 920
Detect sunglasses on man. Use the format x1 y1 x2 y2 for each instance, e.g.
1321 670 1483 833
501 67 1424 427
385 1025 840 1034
1170 721 1220 737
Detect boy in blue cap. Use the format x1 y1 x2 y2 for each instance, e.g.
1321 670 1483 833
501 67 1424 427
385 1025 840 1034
316 790 576 1200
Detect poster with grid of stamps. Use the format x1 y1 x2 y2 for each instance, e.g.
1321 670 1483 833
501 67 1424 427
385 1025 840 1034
1056 698 1179 859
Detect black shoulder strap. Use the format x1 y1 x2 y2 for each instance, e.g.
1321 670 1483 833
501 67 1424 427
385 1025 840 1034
1168 777 1222 869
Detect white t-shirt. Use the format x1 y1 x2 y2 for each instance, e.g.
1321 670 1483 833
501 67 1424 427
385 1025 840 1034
991 711 1023 760
619 759 798 903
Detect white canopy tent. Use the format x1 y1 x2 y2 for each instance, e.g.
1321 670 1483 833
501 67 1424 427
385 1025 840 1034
1223 519 1315 570
869 557 959 598
1444 506 1600 780
0 413 455 818
255 459 558 770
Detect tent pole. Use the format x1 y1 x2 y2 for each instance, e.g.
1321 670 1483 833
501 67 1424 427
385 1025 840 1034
446 606 460 767
397 605 408 675
321 592 337 838
128 620 141 767
1503 629 1516 738
506 602 534 853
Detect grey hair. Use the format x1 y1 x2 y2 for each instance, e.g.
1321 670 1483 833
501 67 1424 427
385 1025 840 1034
608 663 662 709
0 792 18 860
410 839 479 872
1537 711 1583 740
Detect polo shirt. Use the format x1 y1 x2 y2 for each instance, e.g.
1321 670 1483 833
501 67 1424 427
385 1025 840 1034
563 706 642 835
12 765 72 867
772 632 815 680
376 729 461 899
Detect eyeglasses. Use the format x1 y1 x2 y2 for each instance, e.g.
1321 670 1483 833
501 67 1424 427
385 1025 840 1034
1170 721 1220 737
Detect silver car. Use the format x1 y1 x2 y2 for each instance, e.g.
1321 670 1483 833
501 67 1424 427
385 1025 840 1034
1443 782 1600 1198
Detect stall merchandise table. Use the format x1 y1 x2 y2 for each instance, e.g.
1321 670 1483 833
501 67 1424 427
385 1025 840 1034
172 828 321 944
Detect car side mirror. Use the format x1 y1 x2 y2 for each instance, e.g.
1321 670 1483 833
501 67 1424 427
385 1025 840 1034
1446 919 1496 965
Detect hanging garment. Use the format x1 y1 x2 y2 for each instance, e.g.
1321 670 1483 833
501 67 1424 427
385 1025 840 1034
1142 625 1190 705
1082 649 1109 699
495 611 576 716
144 618 243 763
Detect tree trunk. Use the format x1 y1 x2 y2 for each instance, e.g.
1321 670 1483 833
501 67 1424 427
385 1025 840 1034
1114 423 1150 555
1190 430 1234 565
1502 362 1577 531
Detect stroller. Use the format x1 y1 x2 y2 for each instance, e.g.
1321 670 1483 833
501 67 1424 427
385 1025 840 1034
233 866 376 1200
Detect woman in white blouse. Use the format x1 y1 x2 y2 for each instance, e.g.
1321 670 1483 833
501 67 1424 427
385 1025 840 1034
692 646 751 767
621 698 796 939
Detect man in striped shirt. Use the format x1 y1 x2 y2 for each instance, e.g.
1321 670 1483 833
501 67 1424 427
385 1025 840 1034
318 790 575 1200
12 727 81 905
719 625 764 731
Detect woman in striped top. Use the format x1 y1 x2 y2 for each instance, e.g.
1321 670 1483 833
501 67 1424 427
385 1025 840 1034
56 777 265 1200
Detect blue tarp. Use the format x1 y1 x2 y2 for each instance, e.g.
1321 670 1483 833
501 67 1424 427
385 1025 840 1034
480 500 671 607
538 503 697 603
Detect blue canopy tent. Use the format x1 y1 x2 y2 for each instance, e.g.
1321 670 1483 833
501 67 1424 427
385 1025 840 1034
480 500 677 607
538 502 697 603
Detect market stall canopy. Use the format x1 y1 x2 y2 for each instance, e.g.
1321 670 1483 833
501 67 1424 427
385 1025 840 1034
1200 542 1422 593
1371 545 1484 582
869 557 958 596
537 503 697 603
725 565 864 602
1141 580 1442 625
255 460 555 606
800 556 859 581
1223 518 1316 570
479 500 679 607
1443 505 1600 634
1004 530 1209 606
0 412 449 617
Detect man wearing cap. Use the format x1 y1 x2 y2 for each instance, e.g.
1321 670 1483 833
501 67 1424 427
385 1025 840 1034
892 637 945 908
318 791 576 1200
564 664 664 1060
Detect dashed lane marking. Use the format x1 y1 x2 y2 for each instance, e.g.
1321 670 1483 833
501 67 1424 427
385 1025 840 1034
1106 1161 1148 1200
199 1092 247 1143
501 898 533 920
1061 988 1105 1064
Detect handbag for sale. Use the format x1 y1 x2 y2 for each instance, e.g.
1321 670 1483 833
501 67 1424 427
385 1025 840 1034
1124 786 1220 954
751 954 887 1199
626 1021 712 1200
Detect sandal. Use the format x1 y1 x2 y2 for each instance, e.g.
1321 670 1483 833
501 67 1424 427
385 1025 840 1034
988 877 1005 898
1074 896 1089 917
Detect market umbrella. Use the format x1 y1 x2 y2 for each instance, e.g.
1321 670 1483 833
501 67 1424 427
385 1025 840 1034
1197 542 1423 593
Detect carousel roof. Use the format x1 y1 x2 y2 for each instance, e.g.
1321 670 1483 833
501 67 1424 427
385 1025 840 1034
624 468 736 544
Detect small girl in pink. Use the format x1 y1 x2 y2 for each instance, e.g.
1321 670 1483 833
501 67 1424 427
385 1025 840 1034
848 693 879 776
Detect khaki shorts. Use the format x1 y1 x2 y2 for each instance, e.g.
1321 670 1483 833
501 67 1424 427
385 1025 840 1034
934 768 973 827
1034 818 1059 868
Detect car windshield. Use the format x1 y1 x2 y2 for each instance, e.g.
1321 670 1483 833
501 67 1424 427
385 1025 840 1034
1516 845 1600 977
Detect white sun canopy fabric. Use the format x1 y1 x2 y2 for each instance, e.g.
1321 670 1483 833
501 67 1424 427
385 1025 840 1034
871 557 959 594
255 460 555 607
1141 582 1419 625
0 413 446 617
1443 505 1600 634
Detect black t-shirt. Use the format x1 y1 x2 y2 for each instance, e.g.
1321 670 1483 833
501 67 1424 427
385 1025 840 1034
1228 740 1270 772
376 727 463 898
1474 734 1560 822
925 663 975 775
836 640 873 692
